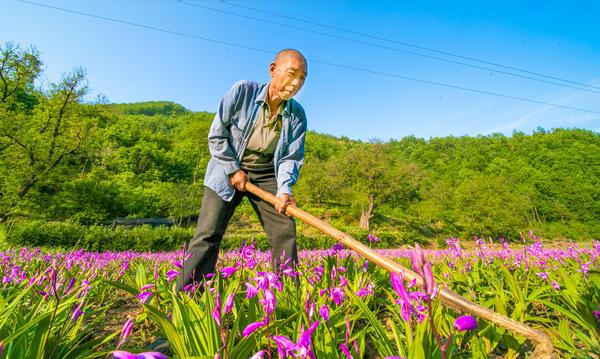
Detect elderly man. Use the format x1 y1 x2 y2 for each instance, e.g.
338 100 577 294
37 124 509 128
176 49 308 291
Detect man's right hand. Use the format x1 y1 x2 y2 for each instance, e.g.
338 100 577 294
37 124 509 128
229 170 248 191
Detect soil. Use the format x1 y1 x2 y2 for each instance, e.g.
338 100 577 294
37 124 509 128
94 289 159 353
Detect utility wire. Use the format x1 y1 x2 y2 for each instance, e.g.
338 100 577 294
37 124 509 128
17 0 273 55
178 0 600 95
17 0 600 116
220 0 600 92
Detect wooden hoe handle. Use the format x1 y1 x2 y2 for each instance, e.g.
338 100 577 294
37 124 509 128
246 182 555 358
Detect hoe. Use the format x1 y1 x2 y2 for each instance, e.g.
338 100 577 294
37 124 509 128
246 182 555 358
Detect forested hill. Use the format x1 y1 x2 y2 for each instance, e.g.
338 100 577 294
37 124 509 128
0 44 598 242
300 126 599 240
2 98 598 241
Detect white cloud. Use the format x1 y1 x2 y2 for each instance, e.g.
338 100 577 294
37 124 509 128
487 78 600 134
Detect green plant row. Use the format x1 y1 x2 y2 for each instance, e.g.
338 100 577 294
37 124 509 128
4 220 434 252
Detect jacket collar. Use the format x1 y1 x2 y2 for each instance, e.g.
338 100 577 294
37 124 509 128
255 82 291 116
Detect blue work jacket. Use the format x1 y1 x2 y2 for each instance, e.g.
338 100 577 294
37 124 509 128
204 80 307 201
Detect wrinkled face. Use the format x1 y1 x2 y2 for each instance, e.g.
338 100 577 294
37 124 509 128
269 54 307 101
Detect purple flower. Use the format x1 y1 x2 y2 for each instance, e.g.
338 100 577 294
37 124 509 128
166 269 179 282
137 292 153 304
221 266 237 278
453 315 477 332
445 237 462 252
272 335 295 357
578 262 591 276
305 298 315 318
390 272 411 305
408 278 417 288
362 260 369 272
112 351 167 359
552 281 560 290
296 321 319 359
242 321 266 337
390 272 430 322
356 284 373 298
212 292 222 326
224 293 235 314
313 265 324 277
330 287 345 306
345 315 352 344
112 351 136 359
131 352 167 359
368 233 380 243
319 305 330 321
281 265 297 278
245 282 258 298
117 318 134 348
423 262 435 297
71 301 84 320
63 277 76 295
340 343 353 359
249 350 265 359
528 230 541 240
140 284 154 291
411 244 425 275
254 272 282 291
260 289 276 314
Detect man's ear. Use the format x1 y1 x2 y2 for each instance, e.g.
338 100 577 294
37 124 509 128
269 62 276 76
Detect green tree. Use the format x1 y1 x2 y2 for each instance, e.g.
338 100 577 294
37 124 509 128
0 43 91 219
338 143 421 229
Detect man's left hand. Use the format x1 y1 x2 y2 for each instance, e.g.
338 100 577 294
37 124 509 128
276 194 296 216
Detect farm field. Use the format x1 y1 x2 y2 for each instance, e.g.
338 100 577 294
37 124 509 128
0 237 598 358
3 3 600 359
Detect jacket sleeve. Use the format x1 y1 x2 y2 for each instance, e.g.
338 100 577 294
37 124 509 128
207 82 244 175
276 107 307 197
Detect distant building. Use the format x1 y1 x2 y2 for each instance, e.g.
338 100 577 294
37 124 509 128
110 218 174 229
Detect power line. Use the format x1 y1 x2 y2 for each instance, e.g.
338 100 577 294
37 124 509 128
310 59 600 116
178 0 600 95
16 0 600 117
17 0 273 55
220 0 600 92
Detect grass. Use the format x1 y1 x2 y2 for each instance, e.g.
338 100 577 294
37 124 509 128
0 223 6 248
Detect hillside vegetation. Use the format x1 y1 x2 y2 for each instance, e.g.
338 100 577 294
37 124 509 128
1 43 598 249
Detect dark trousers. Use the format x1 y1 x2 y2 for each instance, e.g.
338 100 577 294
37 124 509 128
176 170 298 291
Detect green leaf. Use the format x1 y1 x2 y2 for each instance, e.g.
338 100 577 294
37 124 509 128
347 291 395 356
144 303 189 357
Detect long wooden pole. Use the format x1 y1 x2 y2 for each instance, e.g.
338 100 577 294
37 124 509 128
245 182 555 358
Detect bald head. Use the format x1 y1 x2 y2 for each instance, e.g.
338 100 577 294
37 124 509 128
274 49 307 70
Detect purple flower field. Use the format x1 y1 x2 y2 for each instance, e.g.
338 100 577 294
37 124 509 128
1 236 599 358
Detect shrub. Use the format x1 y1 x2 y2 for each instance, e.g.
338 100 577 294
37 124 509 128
7 221 85 248
6 221 194 251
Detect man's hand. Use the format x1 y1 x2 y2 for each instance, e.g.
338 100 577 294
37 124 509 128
229 170 248 191
276 194 297 215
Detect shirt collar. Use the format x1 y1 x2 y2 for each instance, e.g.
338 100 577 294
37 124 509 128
256 82 291 116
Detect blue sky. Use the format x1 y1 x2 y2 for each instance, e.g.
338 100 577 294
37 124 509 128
2 0 599 140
